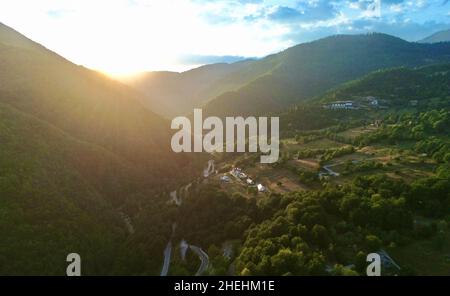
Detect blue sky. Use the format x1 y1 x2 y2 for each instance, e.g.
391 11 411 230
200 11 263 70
196 0 450 42
1 0 449 74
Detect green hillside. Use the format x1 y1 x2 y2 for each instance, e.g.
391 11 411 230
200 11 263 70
124 33 450 119
319 64 450 108
0 22 199 187
280 64 450 134
0 22 200 275
0 102 145 275
201 33 450 117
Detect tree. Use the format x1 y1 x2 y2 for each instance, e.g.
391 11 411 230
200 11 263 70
270 249 303 275
365 235 382 252
331 264 359 276
311 224 331 248
241 267 252 276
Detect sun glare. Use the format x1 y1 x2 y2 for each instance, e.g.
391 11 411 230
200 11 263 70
0 0 289 75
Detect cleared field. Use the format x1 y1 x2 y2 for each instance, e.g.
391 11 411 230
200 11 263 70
288 158 320 171
301 138 345 149
245 164 309 193
282 138 344 152
266 171 309 193
214 174 253 198
330 151 372 163
337 125 378 140
322 143 437 184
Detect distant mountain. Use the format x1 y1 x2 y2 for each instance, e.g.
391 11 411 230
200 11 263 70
419 29 450 43
0 22 197 274
122 60 255 117
201 33 450 117
127 33 450 118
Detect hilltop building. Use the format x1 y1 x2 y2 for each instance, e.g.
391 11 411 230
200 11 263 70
323 101 357 110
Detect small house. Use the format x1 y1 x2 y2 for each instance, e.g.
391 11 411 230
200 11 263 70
220 175 231 183
257 184 267 192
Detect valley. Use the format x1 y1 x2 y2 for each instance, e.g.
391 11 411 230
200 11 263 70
0 20 449 276
157 109 449 275
154 64 450 276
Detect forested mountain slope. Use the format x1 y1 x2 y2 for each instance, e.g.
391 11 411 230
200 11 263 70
0 22 198 275
202 33 450 117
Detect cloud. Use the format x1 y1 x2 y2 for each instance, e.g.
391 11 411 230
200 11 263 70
268 1 337 23
47 9 75 19
348 18 450 40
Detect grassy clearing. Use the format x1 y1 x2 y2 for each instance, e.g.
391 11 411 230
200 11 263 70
337 125 378 140
245 164 309 193
288 158 320 172
282 138 344 152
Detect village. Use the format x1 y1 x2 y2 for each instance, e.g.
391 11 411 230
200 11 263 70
323 96 384 110
220 167 268 193
322 95 422 110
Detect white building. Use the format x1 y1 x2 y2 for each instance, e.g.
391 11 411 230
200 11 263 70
220 175 231 183
257 184 267 192
326 101 356 110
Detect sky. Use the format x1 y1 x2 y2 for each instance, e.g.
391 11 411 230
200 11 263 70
0 0 449 75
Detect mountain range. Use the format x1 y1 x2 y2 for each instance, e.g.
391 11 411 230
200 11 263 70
121 60 254 117
125 33 450 118
1 20 450 275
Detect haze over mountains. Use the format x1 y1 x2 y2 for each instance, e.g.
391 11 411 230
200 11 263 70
0 22 197 274
0 22 195 180
419 29 450 44
127 33 450 118
122 60 254 118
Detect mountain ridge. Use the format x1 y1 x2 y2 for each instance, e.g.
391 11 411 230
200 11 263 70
0 22 200 274
123 32 450 118
419 29 450 43
201 33 450 117
0 22 198 185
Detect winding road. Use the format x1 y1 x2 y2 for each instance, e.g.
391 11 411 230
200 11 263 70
190 245 210 276
322 164 340 177
203 160 215 178
160 241 172 276
170 190 182 206
161 160 214 276
160 223 176 276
